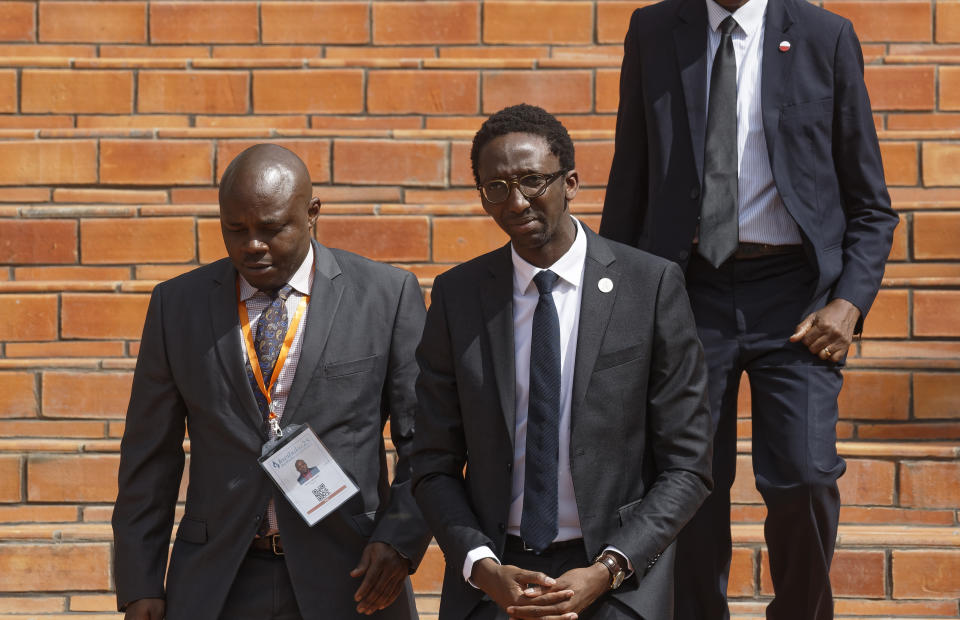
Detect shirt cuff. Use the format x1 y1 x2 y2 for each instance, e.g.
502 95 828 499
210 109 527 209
604 545 634 577
463 545 500 588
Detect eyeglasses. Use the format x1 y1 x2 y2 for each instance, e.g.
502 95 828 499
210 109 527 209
477 170 566 204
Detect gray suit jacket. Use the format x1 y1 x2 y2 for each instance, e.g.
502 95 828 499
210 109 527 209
113 240 431 620
411 226 713 620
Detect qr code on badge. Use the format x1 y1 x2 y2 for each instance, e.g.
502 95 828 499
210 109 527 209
312 483 330 503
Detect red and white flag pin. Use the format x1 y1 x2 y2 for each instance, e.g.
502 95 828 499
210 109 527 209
779 40 791 52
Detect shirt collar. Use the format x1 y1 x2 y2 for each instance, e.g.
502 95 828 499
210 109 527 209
706 0 767 37
238 243 315 301
511 217 587 296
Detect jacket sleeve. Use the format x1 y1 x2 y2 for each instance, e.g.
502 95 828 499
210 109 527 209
829 20 899 329
600 8 650 247
369 270 433 570
111 285 187 610
410 275 496 576
607 262 713 566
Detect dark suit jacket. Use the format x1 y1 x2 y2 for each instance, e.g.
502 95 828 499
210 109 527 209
112 240 432 620
600 0 898 326
411 225 713 620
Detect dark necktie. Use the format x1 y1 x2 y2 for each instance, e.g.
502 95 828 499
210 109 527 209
520 269 561 553
246 284 293 419
698 15 739 268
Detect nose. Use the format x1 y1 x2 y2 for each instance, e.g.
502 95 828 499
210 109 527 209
242 236 268 254
503 183 530 213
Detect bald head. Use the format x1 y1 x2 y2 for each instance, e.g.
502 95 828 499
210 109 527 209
218 144 320 291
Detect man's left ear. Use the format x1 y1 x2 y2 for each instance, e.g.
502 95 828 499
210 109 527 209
307 197 321 225
564 169 580 201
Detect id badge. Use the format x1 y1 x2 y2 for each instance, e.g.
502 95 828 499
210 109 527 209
258 423 359 526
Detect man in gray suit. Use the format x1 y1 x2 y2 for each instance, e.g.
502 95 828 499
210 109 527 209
411 105 714 620
112 144 431 620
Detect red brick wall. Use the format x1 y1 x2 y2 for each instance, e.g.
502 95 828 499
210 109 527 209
0 1 958 617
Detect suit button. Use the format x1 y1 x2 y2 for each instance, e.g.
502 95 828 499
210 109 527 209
690 187 700 200
498 523 506 533
254 515 261 523
507 462 513 472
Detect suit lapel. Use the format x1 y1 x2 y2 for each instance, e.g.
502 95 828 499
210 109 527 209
571 229 618 411
284 241 344 426
675 0 709 182
481 245 518 448
761 0 796 165
209 260 265 434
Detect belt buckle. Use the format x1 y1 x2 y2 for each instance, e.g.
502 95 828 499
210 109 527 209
521 538 538 553
270 534 284 556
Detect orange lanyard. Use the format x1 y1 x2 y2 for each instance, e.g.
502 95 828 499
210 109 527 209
238 285 309 415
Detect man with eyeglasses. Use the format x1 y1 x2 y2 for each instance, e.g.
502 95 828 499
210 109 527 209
411 104 714 620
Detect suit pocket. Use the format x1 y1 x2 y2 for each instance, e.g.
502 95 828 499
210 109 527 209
323 355 378 378
594 343 645 372
175 516 207 544
780 97 833 120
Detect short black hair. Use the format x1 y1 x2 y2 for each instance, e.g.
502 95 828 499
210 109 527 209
470 104 575 186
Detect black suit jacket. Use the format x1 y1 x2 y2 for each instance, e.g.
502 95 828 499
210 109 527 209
112 240 431 620
600 0 898 325
411 226 713 620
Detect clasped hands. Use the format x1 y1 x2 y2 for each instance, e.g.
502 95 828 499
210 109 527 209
471 557 610 620
790 298 861 363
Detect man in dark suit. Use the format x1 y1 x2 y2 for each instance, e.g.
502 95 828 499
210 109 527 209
112 144 431 620
600 0 899 617
412 104 713 620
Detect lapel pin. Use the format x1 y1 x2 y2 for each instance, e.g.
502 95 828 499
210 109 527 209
598 277 613 293
779 40 791 52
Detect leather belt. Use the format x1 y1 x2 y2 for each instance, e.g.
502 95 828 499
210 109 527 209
250 534 284 556
730 242 803 260
505 535 584 555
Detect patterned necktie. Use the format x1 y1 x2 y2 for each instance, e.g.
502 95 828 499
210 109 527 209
520 269 561 553
246 284 293 419
698 15 740 268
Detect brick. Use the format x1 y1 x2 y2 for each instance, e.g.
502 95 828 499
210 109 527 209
450 142 474 186
0 543 112 591
14 266 130 281
5 341 126 358
0 219 76 264
0 419 103 438
253 70 364 114
887 112 960 130
838 371 910 420
77 114 192 129
0 2 35 42
0 140 97 185
937 1 960 42
596 69 620 113
840 505 956 525
862 289 908 338
171 188 219 203
914 291 960 336
373 2 478 45
150 2 258 44
216 139 330 184
197 218 225 264
138 71 248 115
900 461 960 509
484 1 594 44
823 2 930 42
0 115 73 129
80 217 195 264
839 459 894 505
39 1 145 43
887 213 907 261
864 66 936 110
54 188 168 204
334 140 446 187
61 294 150 340
28 454 120 501
598 2 652 43
0 505 77 524
198 115 308 129
136 264 195 280
101 44 209 59
0 43 94 57
575 141 615 187
262 2 369 44
728 547 756 597
914 211 960 258
858 421 960 440
879 141 918 186
922 143 960 186
0 187 49 203
0 372 37 418
316 216 430 262
914 372 960 419
213 45 323 59
21 69 133 114
432 216 506 262
830 549 887 597
41 371 134 418
0 455 20 502
368 71 478 115
410 545 444 594
941 66 960 111
100 140 213 185
439 46 550 59
312 115 423 130
483 71 593 114
0 70 15 113
835 599 960 617
731 454 763 504
0 295 57 342
70 594 117 612
893 550 960 598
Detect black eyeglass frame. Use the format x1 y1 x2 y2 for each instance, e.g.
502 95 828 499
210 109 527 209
476 169 568 204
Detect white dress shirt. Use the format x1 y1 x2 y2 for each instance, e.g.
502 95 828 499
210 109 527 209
463 219 632 583
705 0 802 245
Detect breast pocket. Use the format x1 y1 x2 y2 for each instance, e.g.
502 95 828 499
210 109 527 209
322 355 378 379
594 343 645 372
